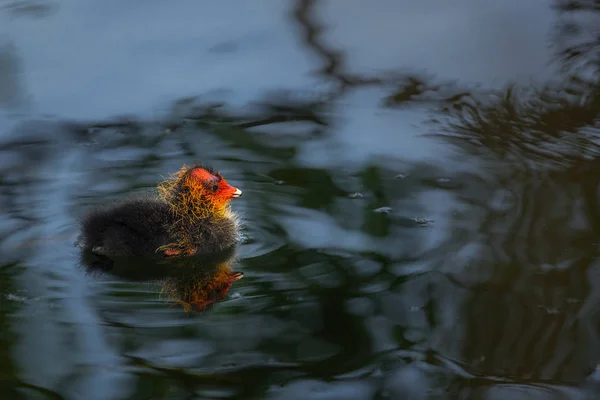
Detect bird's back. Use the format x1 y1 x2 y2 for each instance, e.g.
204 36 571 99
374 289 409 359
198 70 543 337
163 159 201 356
80 197 174 257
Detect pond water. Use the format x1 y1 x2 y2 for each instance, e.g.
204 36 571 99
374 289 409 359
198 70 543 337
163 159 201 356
1 1 600 399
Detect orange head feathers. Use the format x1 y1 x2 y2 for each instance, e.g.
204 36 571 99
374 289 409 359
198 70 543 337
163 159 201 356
158 164 242 220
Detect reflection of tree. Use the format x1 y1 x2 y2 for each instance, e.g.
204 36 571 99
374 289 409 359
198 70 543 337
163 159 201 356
406 2 600 386
429 79 600 167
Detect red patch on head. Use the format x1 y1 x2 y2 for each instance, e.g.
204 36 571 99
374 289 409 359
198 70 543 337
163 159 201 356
190 168 217 183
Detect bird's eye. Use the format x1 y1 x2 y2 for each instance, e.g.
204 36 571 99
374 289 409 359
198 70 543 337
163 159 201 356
212 185 219 192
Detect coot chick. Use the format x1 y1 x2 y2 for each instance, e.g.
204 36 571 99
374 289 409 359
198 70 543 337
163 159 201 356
79 163 242 260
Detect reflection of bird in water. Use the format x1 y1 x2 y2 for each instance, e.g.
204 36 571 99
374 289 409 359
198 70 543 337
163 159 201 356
161 260 244 312
81 246 244 312
78 163 243 269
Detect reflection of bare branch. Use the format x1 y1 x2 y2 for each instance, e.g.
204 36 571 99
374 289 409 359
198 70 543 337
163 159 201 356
292 0 382 96
382 74 479 109
293 0 349 85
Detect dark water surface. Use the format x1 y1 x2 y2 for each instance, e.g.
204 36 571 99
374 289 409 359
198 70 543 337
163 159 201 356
2 1 600 399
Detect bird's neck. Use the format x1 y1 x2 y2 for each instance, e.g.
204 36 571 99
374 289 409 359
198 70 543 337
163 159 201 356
174 197 231 222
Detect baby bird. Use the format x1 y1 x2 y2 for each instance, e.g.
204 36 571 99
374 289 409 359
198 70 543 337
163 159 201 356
79 163 242 261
